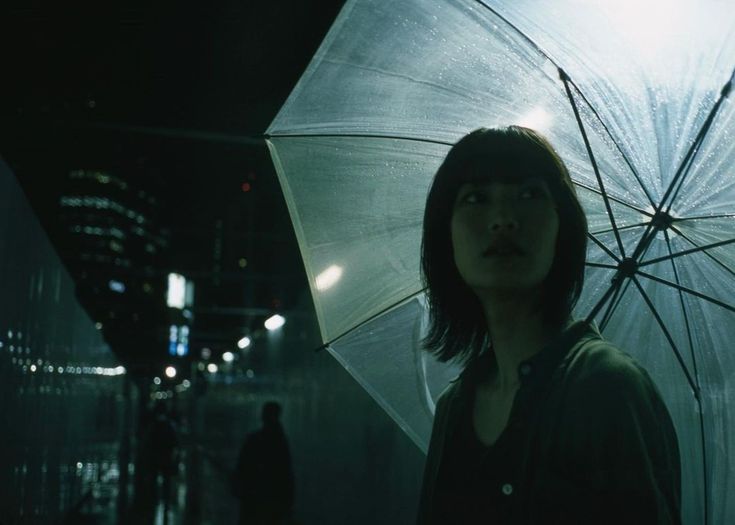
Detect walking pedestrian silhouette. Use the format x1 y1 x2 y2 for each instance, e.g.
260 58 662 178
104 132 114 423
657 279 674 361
231 401 294 525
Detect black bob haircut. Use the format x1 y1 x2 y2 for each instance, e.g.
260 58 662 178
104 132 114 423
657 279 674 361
420 126 588 364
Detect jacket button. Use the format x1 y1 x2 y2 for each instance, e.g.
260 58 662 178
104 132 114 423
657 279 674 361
501 483 513 496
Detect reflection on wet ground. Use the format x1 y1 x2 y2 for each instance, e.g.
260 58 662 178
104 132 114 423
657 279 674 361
7 445 238 525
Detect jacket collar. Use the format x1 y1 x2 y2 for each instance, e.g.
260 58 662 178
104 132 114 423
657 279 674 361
458 318 601 391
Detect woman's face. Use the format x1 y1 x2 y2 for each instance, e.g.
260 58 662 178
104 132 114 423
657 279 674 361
450 174 559 295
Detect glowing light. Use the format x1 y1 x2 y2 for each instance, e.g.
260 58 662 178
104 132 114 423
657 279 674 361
516 107 552 134
201 347 212 359
182 379 191 388
264 314 286 331
246 369 255 379
167 273 186 309
165 366 177 378
153 377 161 385
315 265 343 291
222 351 235 363
95 322 103 330
30 364 37 372
237 336 251 349
115 366 126 375
207 363 218 373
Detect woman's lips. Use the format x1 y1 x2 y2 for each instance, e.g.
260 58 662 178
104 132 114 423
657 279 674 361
483 240 524 257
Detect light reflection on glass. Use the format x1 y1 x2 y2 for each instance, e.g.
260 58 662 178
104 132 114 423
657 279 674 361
516 107 553 134
315 264 343 291
264 314 286 331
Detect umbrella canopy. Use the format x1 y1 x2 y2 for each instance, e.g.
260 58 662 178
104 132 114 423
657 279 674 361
266 1 735 522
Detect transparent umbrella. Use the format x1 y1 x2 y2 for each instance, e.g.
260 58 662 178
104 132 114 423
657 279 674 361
265 1 735 522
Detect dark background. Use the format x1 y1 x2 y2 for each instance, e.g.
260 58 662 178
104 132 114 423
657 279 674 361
1 4 429 523
1 0 345 367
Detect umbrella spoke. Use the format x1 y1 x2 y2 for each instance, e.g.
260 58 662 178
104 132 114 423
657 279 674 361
664 231 709 525
630 276 698 395
600 276 634 332
585 278 622 325
587 233 621 263
574 179 652 216
675 213 735 222
591 221 650 236
640 237 735 267
266 131 454 147
664 69 735 215
560 70 626 259
600 276 627 331
585 262 617 270
636 270 735 313
674 230 735 281
631 69 735 264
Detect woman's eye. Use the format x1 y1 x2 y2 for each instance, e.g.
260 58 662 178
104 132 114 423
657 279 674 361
462 191 486 204
519 187 543 199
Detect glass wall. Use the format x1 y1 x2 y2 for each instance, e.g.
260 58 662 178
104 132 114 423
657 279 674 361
0 157 128 523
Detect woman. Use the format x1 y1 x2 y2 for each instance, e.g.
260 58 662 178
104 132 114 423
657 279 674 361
416 127 681 524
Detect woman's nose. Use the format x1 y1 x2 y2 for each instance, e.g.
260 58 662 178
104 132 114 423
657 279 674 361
487 205 519 232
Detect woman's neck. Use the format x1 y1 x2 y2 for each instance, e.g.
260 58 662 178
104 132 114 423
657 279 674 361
477 289 557 394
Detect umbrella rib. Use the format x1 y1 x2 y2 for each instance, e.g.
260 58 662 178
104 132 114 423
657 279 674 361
663 231 709 525
265 132 454 147
588 232 621 263
674 229 735 281
639 237 735 267
599 276 632 332
664 69 734 214
312 288 428 352
631 70 734 264
469 0 656 210
586 262 618 270
675 213 735 222
630 276 698 394
573 180 651 215
591 221 649 236
584 278 621 326
560 72 626 259
636 270 735 313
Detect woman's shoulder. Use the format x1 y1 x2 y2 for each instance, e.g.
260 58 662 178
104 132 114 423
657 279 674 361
564 329 662 403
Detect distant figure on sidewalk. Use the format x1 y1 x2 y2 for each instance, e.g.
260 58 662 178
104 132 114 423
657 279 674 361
231 401 294 525
146 401 178 524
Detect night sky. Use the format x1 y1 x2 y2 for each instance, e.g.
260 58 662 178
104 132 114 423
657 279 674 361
1 1 346 364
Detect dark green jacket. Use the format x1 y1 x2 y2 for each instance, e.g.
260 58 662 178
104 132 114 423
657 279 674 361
417 320 681 524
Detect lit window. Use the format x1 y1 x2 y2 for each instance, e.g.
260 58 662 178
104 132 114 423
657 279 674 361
167 274 186 309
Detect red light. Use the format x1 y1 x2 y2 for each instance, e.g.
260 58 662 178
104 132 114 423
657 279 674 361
241 182 251 192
